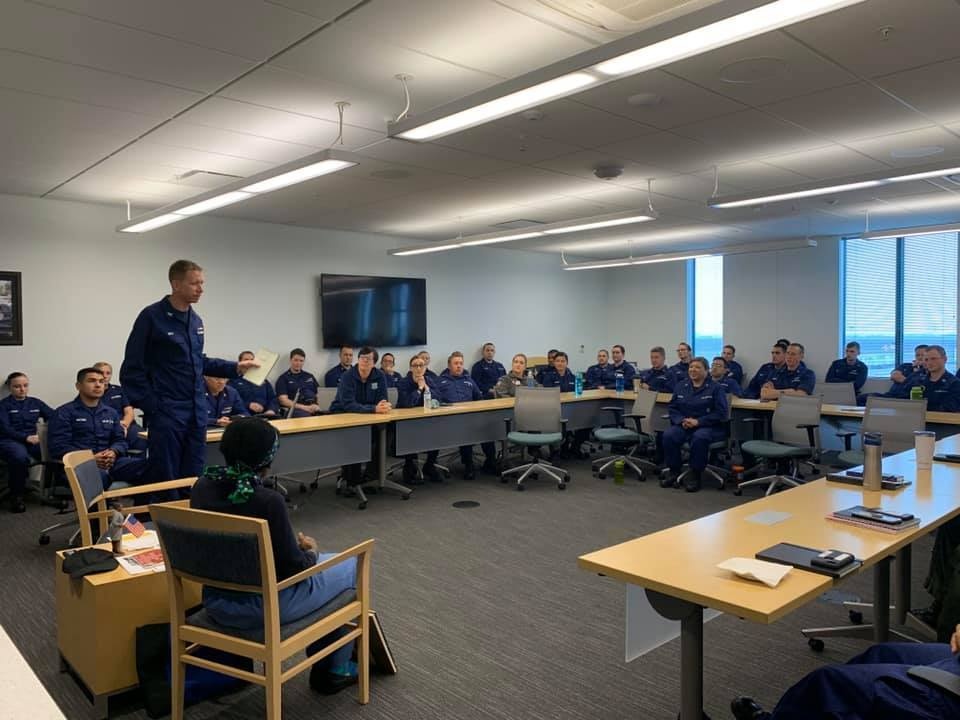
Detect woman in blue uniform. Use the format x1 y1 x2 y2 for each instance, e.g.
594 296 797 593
0 372 53 512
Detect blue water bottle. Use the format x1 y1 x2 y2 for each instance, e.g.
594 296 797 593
575 372 583 397
615 371 624 395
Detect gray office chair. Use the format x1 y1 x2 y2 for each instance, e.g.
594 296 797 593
591 389 658 481
500 387 569 491
836 396 927 467
819 381 856 406
676 394 733 490
735 394 822 496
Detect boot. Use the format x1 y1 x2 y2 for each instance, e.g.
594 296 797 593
684 469 702 493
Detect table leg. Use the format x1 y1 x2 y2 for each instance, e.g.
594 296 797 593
376 425 413 498
647 590 705 720
93 692 108 720
894 546 911 627
873 557 891 643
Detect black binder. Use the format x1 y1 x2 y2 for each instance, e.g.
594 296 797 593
756 542 862 578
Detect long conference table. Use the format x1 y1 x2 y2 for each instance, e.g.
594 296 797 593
577 435 960 720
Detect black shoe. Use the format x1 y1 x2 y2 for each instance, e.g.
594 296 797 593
731 696 770 720
422 463 442 483
684 470 702 493
659 471 676 489
463 463 475 480
402 462 422 485
482 459 498 475
309 666 358 696
8 495 25 514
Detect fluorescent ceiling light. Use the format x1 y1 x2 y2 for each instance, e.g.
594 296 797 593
711 180 883 208
117 149 358 233
543 214 656 235
886 165 960 184
397 73 596 141
392 243 463 256
459 231 544 247
563 237 817 270
595 0 865 76
861 221 960 241
564 260 634 271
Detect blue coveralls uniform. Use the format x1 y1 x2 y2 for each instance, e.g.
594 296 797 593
120 296 238 487
48 398 145 488
585 363 613 389
103 383 147 451
714 375 743 397
903 371 960 412
668 361 690 386
275 369 320 417
539 368 576 392
744 362 784 399
638 366 675 393
382 371 402 389
324 365 350 388
470 359 506 398
772 364 817 395
726 359 744 385
610 361 637 388
435 370 496 469
0 396 53 497
229 376 280 415
397 373 440 470
330 366 388 484
663 379 728 474
204 386 248 427
825 358 869 391
765 642 960 719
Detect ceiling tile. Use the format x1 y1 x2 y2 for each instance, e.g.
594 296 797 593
595 132 721 174
357 139 519 178
763 145 889 180
636 173 717 203
496 99 655 148
266 1 365 22
788 0 960 78
673 110 828 161
146 121 324 164
434 123 584 164
876 57 960 124
846 127 960 167
533 150 672 185
102 142 275 178
692 161 809 193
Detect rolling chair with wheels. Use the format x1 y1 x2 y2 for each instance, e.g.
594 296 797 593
819 381 857 406
835 396 926 467
590 389 658 481
735 394 822 496
675 394 734 490
500 386 569 491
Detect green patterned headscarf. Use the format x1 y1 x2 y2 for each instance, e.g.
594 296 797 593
203 418 280 504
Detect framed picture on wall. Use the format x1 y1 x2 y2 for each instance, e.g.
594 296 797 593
0 271 23 346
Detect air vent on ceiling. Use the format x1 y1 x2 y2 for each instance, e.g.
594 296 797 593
490 219 547 230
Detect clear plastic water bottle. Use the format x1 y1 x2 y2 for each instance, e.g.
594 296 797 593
526 370 535 388
615 371 624 395
574 372 583 397
423 387 432 411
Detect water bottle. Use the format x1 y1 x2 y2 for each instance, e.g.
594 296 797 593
910 385 923 401
423 387 432 411
613 459 625 485
863 432 883 491
526 370 535 388
574 372 583 397
615 371 624 395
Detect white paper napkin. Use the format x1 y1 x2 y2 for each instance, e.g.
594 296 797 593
717 557 792 588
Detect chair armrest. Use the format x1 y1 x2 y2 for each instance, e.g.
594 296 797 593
99 476 197 501
503 417 512 433
907 666 960 699
277 538 375 591
560 418 569 432
741 417 766 424
624 413 646 433
623 413 646 419
796 423 819 447
600 406 625 427
836 430 857 451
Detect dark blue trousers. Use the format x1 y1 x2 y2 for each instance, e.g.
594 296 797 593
0 439 40 495
146 410 205 496
770 642 960 719
663 425 723 472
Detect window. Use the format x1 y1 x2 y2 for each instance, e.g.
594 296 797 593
843 233 958 375
691 255 723 360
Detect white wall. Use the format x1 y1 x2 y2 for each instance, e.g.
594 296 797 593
0 193 609 406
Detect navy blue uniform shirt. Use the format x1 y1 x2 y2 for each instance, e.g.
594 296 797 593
638 366 675 393
397 373 438 408
324 364 350 388
669 361 690 385
904 371 960 412
120 296 237 427
204 385 248 426
772 364 817 395
745 362 785 399
668 379 728 427
470 359 506 397
0 396 53 441
610 361 637 386
382 371 402 389
435 370 482 404
539 367 576 392
330 366 388 413
229 377 279 415
48 397 127 460
275 369 319 404
102 384 131 416
826 358 869 391
726 360 744 385
713 375 743 397
584 363 613 389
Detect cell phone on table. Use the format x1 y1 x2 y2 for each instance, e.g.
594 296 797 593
851 510 913 525
933 453 960 464
811 550 855 569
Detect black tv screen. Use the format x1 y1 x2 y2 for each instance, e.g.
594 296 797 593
320 274 427 348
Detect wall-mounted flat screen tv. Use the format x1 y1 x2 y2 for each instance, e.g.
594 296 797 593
320 274 427 348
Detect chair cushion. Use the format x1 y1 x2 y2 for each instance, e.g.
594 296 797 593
837 450 864 467
593 428 640 444
507 431 563 446
740 440 812 459
187 588 357 643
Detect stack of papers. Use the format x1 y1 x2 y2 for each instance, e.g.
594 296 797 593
717 557 792 588
116 548 165 575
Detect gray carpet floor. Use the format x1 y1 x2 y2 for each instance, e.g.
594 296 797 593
0 460 935 719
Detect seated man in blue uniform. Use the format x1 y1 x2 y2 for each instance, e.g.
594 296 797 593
669 342 693 385
435 351 497 478
585 349 611 389
330 346 391 485
887 343 929 398
731 626 960 719
230 350 279 417
825 341 869 392
638 346 675 393
902 345 960 411
276 348 321 417
324 346 354 388
0 371 53 513
397 355 441 483
538 350 576 391
204 375 248 427
710 357 742 397
760 343 816 400
661 357 728 493
379 353 402 388
609 344 636 388
48 367 145 489
470 342 506 398
745 343 789 399
722 345 744 385
535 349 560 385
93 361 146 452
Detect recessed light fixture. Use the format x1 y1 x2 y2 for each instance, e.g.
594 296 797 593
626 92 663 107
562 238 818 270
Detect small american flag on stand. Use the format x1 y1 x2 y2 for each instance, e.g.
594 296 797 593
123 514 146 538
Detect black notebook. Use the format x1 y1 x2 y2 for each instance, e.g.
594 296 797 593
756 542 862 578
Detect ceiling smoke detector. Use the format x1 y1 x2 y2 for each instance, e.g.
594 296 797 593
593 164 624 180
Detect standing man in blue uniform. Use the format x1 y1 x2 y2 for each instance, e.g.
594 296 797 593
710 357 743 397
330 346 391 486
761 343 816 400
49 367 146 488
324 346 354 387
669 342 693 385
121 260 256 490
230 350 279 416
585 349 612 389
397 355 441 483
638 346 675 393
0 372 53 512
435 351 497 478
380 353 402 388
745 343 789 399
93 361 146 451
276 348 321 417
661 357 728 493
722 345 744 385
825 341 869 392
609 344 636 388
902 345 960 412
204 376 248 427
470 342 506 398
